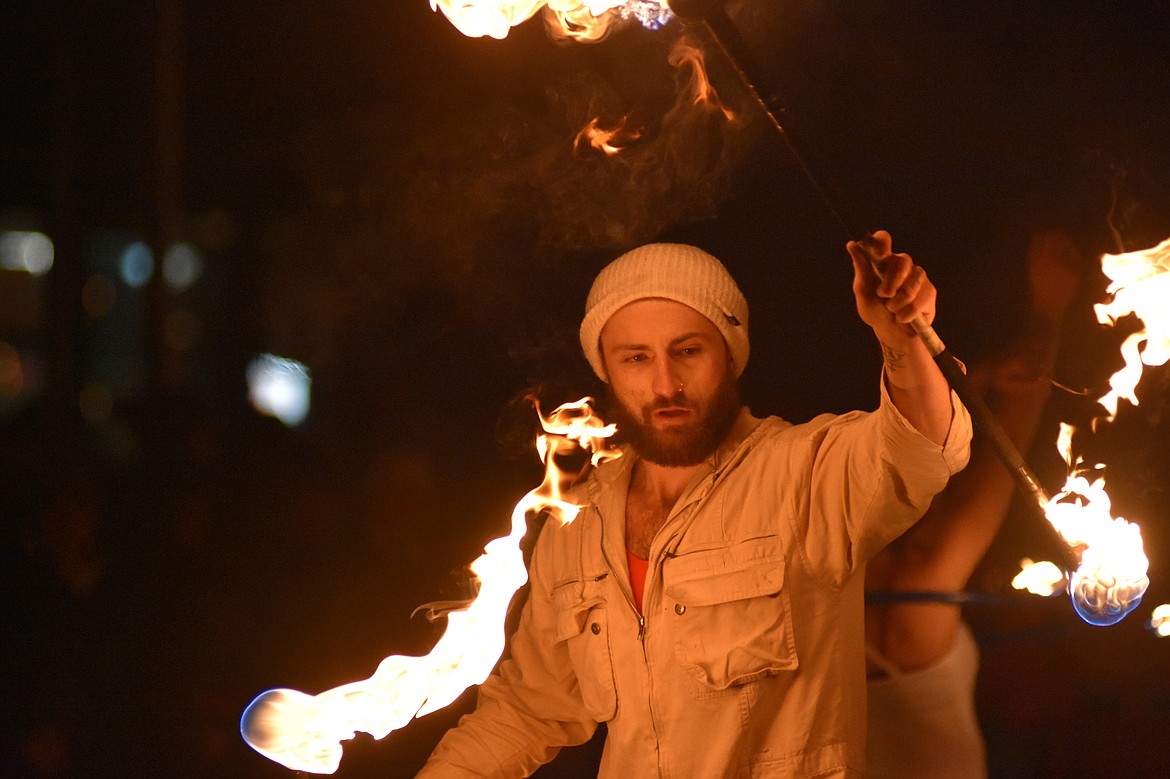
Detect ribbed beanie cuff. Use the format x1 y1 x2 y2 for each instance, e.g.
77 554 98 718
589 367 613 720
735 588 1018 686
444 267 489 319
579 243 749 382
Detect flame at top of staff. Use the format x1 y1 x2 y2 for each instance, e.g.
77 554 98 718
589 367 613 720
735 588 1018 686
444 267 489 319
241 398 617 773
430 1 674 41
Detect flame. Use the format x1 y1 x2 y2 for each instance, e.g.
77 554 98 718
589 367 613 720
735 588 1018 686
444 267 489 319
1150 604 1170 637
1044 434 1149 626
569 37 734 159
1093 236 1170 418
668 36 736 121
241 397 618 774
1012 558 1066 597
1035 238 1170 625
573 115 642 155
430 1 673 41
543 1 624 42
429 0 544 39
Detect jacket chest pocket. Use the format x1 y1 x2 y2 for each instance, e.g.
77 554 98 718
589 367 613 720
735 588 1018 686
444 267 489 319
552 578 618 720
662 537 798 691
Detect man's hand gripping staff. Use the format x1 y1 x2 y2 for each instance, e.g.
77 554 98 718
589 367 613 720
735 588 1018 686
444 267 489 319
848 230 953 447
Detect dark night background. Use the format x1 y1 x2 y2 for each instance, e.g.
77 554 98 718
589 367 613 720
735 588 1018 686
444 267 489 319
2 1 1169 777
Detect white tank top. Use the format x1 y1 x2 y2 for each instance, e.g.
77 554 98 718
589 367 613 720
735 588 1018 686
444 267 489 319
865 620 987 778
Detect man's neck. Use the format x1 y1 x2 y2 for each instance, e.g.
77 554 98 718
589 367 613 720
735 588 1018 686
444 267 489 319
630 458 707 509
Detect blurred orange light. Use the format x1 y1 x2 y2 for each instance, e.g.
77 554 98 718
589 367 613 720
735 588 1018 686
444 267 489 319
0 341 25 399
81 275 117 318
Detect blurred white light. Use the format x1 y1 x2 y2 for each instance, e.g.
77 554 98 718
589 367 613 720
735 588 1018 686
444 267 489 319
119 241 154 288
0 230 55 275
247 353 310 427
162 242 203 291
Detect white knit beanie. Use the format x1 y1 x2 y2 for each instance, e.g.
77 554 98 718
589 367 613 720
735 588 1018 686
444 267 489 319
579 243 750 382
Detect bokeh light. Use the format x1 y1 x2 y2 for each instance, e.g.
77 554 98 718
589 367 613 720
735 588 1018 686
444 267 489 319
0 341 25 400
0 230 54 275
118 241 154 288
246 353 310 426
162 242 203 292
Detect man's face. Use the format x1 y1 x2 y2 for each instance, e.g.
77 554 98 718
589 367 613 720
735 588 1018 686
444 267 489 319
600 299 741 467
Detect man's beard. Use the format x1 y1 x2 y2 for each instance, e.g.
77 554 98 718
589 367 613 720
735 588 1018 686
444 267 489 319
607 371 741 467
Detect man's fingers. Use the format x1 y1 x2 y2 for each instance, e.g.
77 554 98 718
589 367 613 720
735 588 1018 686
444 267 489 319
848 230 937 335
876 253 915 299
883 263 925 308
889 275 937 324
867 230 893 257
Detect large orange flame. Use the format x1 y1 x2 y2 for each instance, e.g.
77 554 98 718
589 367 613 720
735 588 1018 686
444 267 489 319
429 0 545 40
1045 422 1149 625
241 398 618 773
430 1 673 41
1019 238 1169 624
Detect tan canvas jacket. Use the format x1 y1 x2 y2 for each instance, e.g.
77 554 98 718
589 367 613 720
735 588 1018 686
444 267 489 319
420 380 972 778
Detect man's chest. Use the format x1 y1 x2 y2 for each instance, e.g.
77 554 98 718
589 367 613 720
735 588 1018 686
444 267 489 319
624 491 672 559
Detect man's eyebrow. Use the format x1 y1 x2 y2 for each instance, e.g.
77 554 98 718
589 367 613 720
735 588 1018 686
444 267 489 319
606 340 649 353
669 332 710 348
607 332 711 352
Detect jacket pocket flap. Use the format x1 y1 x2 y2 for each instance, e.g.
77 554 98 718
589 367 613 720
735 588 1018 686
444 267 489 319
664 537 786 607
551 581 605 640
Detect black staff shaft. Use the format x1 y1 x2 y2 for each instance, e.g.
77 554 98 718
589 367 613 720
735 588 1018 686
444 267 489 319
687 7 1062 540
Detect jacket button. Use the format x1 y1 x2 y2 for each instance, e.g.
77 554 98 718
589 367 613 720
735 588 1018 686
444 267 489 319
674 603 686 615
590 623 601 635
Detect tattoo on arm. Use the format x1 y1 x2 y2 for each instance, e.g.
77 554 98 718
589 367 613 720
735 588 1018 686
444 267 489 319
882 343 906 372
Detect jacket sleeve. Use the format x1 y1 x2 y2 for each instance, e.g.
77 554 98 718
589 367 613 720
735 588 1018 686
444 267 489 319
416 526 598 778
795 373 972 582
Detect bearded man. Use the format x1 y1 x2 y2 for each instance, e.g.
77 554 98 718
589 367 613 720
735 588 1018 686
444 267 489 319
419 232 972 778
